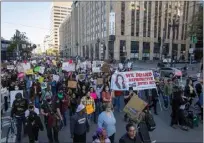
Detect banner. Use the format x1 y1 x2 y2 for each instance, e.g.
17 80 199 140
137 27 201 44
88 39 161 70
10 90 24 107
7 65 14 70
92 61 104 73
111 70 156 91
62 62 75 72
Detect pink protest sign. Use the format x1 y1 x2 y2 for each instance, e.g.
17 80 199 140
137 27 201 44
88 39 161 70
18 72 24 78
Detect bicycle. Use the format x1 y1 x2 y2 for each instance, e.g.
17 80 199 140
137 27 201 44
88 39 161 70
6 118 17 143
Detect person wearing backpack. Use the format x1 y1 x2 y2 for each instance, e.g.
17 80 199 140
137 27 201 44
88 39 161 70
25 104 44 143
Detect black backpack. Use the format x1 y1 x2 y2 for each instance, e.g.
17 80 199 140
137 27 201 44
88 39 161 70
145 112 156 131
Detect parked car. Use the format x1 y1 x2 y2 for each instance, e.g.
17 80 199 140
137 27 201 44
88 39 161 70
159 67 182 78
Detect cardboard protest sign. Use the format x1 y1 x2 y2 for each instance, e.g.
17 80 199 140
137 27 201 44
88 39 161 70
111 70 156 91
101 63 110 73
25 69 34 75
68 81 77 88
97 78 103 85
10 90 24 107
92 61 104 73
7 65 14 70
53 74 60 82
62 62 75 72
123 95 147 122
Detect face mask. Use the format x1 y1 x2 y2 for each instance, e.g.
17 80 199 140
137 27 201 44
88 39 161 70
58 93 63 99
46 99 51 103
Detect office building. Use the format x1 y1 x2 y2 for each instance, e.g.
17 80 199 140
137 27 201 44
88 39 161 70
49 2 72 50
59 1 202 61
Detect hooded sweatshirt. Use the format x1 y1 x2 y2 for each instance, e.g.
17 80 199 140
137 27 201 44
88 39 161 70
70 112 89 136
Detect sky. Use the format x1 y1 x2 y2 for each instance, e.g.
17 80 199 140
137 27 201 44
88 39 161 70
1 2 51 44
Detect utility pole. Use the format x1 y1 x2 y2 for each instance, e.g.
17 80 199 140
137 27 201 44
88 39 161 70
169 18 178 67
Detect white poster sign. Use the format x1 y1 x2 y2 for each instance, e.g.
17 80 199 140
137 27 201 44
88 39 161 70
109 12 115 35
39 66 45 74
10 90 24 107
31 60 37 64
53 74 60 82
62 62 75 72
92 61 104 72
111 70 156 91
7 65 14 70
21 63 31 72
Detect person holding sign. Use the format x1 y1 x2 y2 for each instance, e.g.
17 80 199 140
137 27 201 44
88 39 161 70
80 91 96 122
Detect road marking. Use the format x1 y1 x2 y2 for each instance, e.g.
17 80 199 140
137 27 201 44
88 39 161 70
1 116 10 120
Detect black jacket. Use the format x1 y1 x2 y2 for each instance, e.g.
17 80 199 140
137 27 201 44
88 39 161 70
11 99 28 117
119 133 142 143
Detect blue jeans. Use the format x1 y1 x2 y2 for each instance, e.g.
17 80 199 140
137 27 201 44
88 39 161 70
26 89 30 101
16 115 26 141
114 96 122 111
35 96 40 109
52 87 56 96
62 110 67 126
162 95 169 108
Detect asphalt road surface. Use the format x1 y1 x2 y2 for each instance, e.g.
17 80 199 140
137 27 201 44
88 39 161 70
1 96 203 143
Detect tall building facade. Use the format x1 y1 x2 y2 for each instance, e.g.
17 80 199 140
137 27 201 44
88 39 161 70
59 1 202 61
50 2 72 50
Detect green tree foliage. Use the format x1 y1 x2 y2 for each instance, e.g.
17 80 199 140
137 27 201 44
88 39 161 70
188 4 203 38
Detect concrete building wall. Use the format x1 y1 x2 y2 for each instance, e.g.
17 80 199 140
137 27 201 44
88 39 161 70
59 1 200 61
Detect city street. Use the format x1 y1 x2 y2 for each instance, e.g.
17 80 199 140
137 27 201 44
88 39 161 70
1 94 203 143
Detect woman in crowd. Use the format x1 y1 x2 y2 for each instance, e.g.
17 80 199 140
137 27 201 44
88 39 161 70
90 87 98 123
92 127 111 143
102 85 112 111
98 103 116 143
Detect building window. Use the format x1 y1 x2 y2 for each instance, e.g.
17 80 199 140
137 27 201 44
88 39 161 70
154 1 158 38
143 42 150 60
120 40 126 61
136 2 140 36
131 41 139 53
147 2 152 37
143 2 147 37
131 7 135 36
121 2 125 35
153 42 160 60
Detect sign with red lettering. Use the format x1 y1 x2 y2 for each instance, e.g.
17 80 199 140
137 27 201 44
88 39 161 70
111 70 156 91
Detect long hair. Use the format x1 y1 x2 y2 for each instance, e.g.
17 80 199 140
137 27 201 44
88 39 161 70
115 74 126 89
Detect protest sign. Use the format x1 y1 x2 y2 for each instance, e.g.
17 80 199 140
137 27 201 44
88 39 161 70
53 74 60 82
34 66 40 72
21 63 31 72
92 61 103 72
7 65 14 70
111 70 156 91
31 60 37 64
62 62 75 72
38 77 44 83
97 78 103 85
25 69 34 75
39 66 45 74
18 72 24 78
101 63 110 73
123 95 147 122
68 81 77 88
52 60 57 66
10 90 24 107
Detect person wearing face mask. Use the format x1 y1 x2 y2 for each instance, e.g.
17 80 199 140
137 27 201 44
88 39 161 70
80 91 96 122
98 103 116 143
25 103 44 143
11 93 28 142
119 123 142 143
102 85 112 111
55 89 69 126
41 96 63 143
